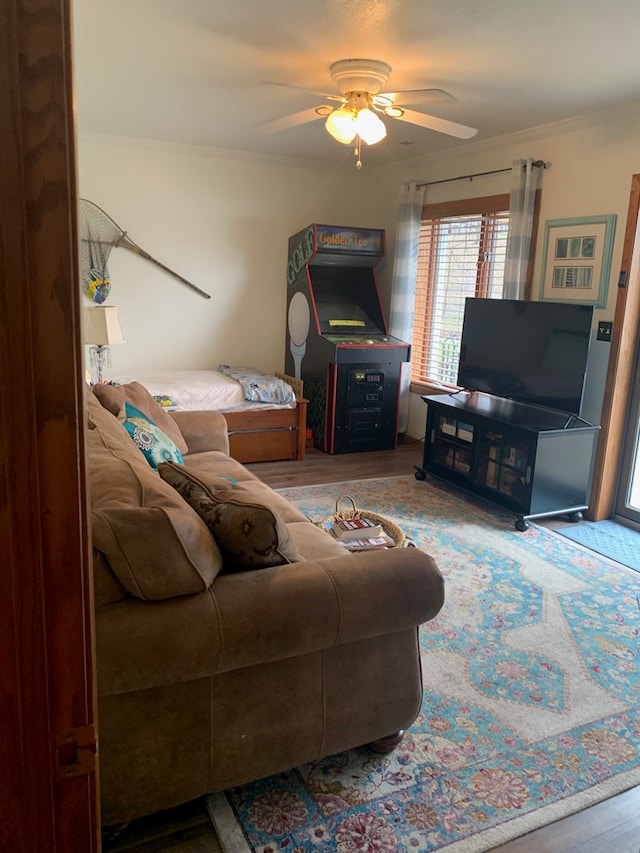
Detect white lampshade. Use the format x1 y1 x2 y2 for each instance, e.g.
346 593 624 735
84 306 125 345
354 108 387 145
325 107 357 144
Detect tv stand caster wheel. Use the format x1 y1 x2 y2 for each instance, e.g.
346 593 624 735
414 467 427 481
515 518 529 532
567 511 583 523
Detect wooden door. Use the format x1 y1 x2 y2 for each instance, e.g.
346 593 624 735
589 174 640 519
0 1 99 850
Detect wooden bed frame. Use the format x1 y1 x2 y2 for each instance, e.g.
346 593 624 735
221 372 307 463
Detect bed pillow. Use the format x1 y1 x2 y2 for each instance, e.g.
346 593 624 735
119 402 184 469
158 461 301 571
94 380 188 455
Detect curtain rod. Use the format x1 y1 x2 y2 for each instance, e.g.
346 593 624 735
416 159 546 190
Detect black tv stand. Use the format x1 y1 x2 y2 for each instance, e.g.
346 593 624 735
415 392 600 531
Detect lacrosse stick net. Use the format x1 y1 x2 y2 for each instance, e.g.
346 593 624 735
80 201 113 304
79 199 211 302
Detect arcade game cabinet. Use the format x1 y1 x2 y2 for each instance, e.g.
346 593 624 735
285 223 410 454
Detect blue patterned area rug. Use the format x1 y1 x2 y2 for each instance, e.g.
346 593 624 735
207 476 640 853
555 519 640 574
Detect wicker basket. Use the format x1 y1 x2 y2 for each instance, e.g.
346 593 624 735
323 495 406 548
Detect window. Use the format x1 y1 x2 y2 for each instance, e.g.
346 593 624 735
411 194 511 387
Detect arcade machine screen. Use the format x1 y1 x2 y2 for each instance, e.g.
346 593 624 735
310 267 386 337
315 296 378 334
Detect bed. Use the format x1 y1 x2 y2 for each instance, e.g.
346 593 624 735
110 368 307 463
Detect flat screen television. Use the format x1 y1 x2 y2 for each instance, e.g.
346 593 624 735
457 298 594 415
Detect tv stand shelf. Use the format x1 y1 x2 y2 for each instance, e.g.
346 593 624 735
415 392 600 530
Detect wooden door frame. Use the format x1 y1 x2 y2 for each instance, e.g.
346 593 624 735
1 1 99 850
589 174 640 519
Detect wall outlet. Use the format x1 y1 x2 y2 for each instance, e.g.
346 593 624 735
597 321 613 342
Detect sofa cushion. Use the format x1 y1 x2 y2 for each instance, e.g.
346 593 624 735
158 462 301 572
183 451 260 485
92 549 128 607
89 444 223 600
94 381 188 455
119 401 184 469
285 520 350 560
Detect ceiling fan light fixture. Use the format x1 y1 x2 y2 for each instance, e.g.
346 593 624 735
354 107 387 145
329 59 392 96
325 106 357 144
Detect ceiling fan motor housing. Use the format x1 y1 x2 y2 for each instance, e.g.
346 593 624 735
329 59 392 96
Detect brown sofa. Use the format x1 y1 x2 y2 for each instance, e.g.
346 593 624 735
86 387 445 827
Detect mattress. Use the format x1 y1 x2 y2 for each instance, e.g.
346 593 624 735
111 369 297 412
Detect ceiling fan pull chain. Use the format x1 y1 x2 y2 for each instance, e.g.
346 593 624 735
355 134 363 170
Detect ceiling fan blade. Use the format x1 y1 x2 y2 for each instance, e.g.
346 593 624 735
393 108 478 139
379 88 455 106
257 107 325 134
263 80 343 102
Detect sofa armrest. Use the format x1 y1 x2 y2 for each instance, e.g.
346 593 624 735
170 410 230 455
96 547 444 695
213 547 443 672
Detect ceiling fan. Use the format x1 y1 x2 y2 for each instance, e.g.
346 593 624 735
259 59 478 168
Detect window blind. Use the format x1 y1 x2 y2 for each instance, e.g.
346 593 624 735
412 207 510 386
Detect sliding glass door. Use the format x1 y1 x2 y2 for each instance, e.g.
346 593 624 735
615 340 640 527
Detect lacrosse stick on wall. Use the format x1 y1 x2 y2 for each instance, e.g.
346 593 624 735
79 199 211 303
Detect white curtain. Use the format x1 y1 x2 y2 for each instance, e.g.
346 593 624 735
388 181 426 433
502 158 543 300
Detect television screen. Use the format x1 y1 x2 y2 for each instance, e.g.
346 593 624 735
457 298 594 415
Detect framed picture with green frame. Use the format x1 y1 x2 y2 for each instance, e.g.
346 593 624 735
538 214 616 308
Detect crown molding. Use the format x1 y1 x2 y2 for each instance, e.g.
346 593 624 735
76 131 348 172
78 96 640 181
373 97 640 180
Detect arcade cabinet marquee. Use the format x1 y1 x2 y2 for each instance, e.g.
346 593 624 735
284 223 410 454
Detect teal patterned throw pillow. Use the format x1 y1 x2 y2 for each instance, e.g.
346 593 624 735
119 401 184 469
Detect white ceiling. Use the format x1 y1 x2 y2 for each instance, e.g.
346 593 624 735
73 0 640 169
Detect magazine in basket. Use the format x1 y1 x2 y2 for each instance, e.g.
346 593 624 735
322 521 394 550
333 517 384 541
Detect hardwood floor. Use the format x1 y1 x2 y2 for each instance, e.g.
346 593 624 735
244 434 426 488
102 798 221 852
104 441 640 853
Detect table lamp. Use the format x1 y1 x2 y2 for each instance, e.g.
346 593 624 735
84 305 125 382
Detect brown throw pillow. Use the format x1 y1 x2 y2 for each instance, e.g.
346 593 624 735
93 381 188 455
89 445 223 600
158 461 301 572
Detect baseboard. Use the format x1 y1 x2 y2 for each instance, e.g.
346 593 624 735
205 792 251 853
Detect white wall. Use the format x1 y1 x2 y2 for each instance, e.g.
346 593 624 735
78 136 388 379
79 101 640 439
375 102 640 438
